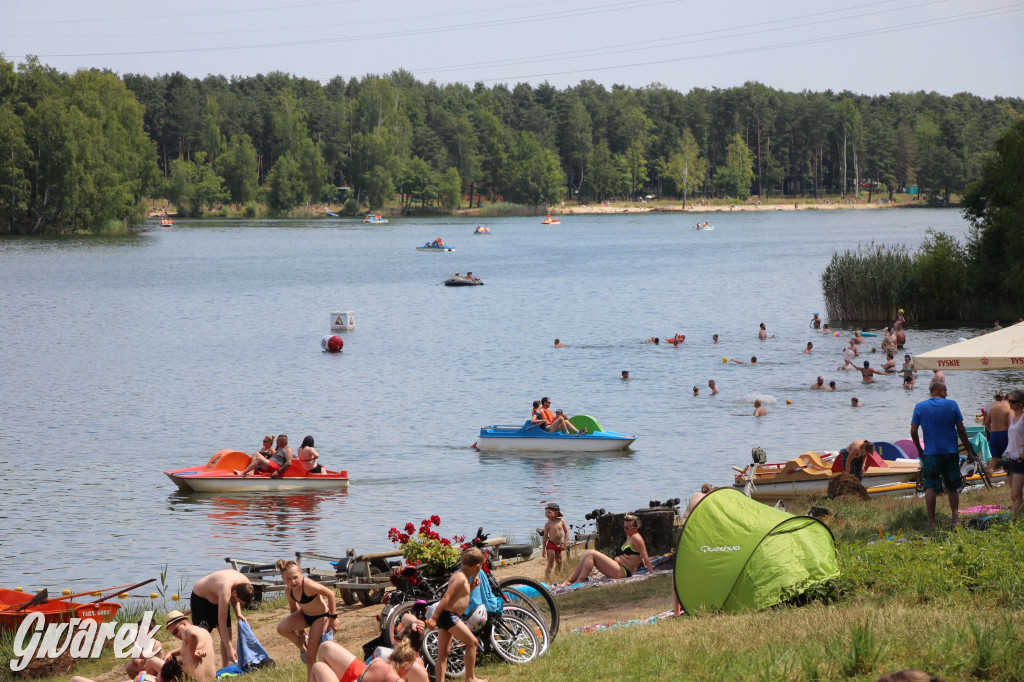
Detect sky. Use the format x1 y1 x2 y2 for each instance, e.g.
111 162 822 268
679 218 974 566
3 0 1023 98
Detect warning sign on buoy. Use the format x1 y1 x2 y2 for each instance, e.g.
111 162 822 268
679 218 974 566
330 310 355 330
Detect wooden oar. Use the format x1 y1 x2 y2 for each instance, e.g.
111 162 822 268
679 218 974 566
88 578 156 604
11 589 48 612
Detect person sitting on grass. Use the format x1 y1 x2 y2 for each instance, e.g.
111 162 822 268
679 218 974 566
559 514 654 586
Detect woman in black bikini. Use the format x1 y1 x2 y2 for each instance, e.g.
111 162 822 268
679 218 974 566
276 559 338 677
559 514 654 586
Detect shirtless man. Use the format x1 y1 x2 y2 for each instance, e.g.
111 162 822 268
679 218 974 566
683 483 714 519
810 376 826 390
164 611 216 682
708 379 719 395
894 321 907 349
986 390 1011 478
712 334 719 343
851 331 865 345
189 570 254 668
837 439 874 480
621 370 631 380
804 342 814 353
851 397 862 407
729 356 757 365
753 399 767 417
692 386 699 396
858 361 885 383
758 322 774 339
553 338 566 348
881 328 897 352
811 313 821 329
235 434 293 478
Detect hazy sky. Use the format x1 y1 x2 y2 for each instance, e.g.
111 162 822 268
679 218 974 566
4 0 1023 98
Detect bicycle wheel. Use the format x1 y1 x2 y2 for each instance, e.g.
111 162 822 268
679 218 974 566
488 614 539 665
382 601 417 647
497 576 559 640
421 628 465 678
501 604 549 656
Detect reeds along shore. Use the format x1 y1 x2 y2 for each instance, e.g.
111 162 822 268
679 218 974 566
821 231 994 324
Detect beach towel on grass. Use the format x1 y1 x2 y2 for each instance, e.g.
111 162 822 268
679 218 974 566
548 553 673 596
571 610 676 634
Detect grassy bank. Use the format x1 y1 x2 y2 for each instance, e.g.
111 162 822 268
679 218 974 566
10 488 1020 682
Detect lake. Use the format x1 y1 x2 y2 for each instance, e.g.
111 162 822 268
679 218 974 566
0 208 1009 595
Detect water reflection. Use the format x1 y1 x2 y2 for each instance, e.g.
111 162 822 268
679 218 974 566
168 490 347 545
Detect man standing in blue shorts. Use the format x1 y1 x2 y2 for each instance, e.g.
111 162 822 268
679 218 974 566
911 379 976 530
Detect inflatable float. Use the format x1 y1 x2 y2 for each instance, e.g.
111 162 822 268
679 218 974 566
444 276 484 286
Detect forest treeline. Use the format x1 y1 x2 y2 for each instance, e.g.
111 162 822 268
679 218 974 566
2 55 1024 234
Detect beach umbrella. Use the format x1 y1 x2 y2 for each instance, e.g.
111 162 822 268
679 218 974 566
914 322 1024 371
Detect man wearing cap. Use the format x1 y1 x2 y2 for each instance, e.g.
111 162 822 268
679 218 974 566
164 611 216 682
986 390 1011 479
541 503 569 581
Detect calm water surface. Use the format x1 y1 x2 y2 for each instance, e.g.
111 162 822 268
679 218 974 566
0 209 1009 593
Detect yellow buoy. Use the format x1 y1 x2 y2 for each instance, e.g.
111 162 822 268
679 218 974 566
150 593 159 599
92 592 102 597
37 589 44 593
63 589 71 595
722 357 728 363
15 587 23 592
119 592 129 599
172 594 180 601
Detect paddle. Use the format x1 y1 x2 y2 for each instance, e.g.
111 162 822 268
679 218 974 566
11 589 48 612
88 578 157 604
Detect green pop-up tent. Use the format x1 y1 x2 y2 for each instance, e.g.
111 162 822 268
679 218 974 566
674 488 839 614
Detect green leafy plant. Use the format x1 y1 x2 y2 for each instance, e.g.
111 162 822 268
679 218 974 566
387 516 465 576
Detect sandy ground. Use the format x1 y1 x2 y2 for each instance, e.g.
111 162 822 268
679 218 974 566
84 548 668 682
555 200 894 215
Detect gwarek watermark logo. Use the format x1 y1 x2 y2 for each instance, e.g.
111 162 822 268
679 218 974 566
9 611 162 672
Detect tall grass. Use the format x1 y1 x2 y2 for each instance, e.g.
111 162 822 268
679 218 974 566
821 230 975 323
821 242 913 323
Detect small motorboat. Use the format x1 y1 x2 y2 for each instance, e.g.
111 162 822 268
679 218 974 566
445 275 484 286
474 226 491 234
0 589 120 632
165 450 350 493
541 214 561 225
160 218 174 227
417 240 454 252
364 214 388 224
476 415 635 452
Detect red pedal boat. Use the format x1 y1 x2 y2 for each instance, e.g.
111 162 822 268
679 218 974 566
165 450 350 493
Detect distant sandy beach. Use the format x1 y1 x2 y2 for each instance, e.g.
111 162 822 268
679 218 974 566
555 201 901 215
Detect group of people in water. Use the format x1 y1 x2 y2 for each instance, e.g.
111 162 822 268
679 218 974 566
234 434 325 477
